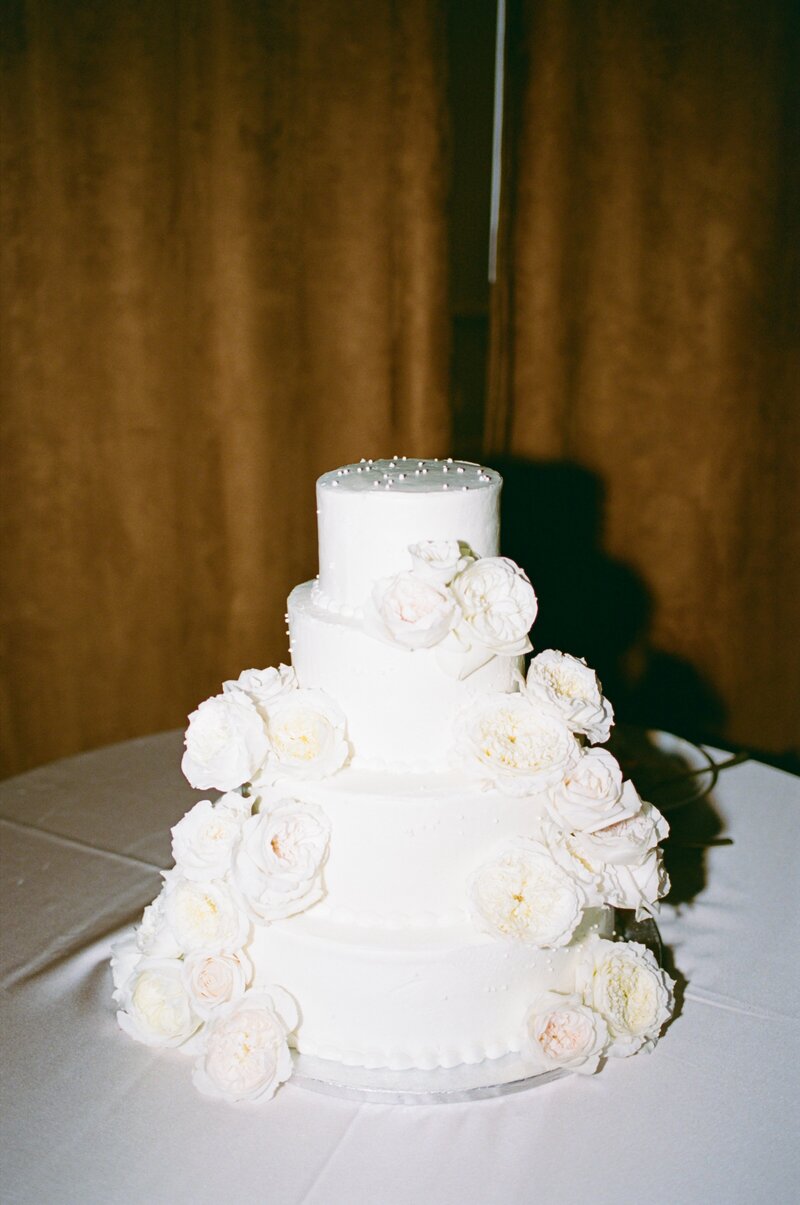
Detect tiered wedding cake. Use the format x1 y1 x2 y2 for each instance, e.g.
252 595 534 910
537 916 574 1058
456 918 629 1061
111 458 674 1104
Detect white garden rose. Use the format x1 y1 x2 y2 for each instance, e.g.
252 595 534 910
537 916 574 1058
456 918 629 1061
110 934 140 1004
408 539 476 586
181 691 269 792
261 688 349 781
164 875 251 955
468 840 586 948
171 797 246 882
215 789 253 821
523 992 610 1074
576 938 675 1056
371 571 456 649
524 649 614 743
193 987 298 1104
136 886 182 959
544 793 669 910
234 800 331 921
547 749 631 832
182 949 253 1019
459 694 580 796
542 819 606 906
223 664 297 714
602 849 670 919
578 801 670 917
579 798 669 867
117 957 201 1049
450 556 537 657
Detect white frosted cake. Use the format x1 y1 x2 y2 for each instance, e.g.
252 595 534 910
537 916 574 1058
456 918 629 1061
111 458 674 1103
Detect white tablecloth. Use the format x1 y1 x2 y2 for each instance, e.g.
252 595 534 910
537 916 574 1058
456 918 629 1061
1 733 798 1204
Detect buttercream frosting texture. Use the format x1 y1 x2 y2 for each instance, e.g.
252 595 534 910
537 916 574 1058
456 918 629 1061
110 456 674 1103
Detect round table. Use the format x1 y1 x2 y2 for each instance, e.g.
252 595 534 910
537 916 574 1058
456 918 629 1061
1 732 798 1204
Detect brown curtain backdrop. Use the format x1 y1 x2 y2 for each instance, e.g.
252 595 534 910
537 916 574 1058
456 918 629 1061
1 0 451 776
3 1 797 775
489 0 799 754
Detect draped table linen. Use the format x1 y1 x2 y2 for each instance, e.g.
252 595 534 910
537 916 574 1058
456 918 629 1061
1 733 798 1204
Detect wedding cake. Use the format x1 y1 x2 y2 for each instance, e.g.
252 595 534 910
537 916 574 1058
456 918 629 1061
111 458 674 1104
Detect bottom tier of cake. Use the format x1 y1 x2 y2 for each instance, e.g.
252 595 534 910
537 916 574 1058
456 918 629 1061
249 907 613 1071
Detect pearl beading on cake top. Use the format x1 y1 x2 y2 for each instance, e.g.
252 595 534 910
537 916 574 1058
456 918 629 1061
316 458 502 611
320 457 497 492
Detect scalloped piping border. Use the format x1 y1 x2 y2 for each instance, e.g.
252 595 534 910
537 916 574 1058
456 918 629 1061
309 582 365 621
292 1031 524 1073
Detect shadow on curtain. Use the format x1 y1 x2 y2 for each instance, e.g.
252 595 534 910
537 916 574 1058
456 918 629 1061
488 0 800 756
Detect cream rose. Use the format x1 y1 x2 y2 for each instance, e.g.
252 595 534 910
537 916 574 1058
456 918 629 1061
450 557 537 657
371 571 456 649
547 798 670 918
193 987 298 1103
110 934 140 1005
468 840 586 948
182 949 253 1019
547 749 631 833
576 938 675 1056
586 801 670 917
408 539 475 586
171 797 245 882
523 992 610 1074
117 957 201 1049
135 887 182 959
181 691 269 792
459 694 580 796
524 650 614 744
542 820 606 906
214 789 253 821
164 875 250 955
233 800 330 921
603 849 670 919
223 664 297 714
579 798 668 866
262 688 349 781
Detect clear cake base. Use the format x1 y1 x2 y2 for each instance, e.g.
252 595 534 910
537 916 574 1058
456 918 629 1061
290 912 662 1105
291 1049 566 1104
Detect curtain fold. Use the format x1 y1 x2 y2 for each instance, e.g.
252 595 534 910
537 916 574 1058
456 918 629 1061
1 0 451 775
489 0 799 752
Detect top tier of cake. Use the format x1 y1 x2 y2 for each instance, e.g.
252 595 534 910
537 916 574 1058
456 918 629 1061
315 458 501 611
289 456 522 770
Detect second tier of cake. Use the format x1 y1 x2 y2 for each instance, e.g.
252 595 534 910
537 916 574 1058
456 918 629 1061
288 582 522 770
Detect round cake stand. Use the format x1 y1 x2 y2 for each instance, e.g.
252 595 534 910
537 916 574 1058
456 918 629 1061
291 915 662 1106
291 1050 566 1106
